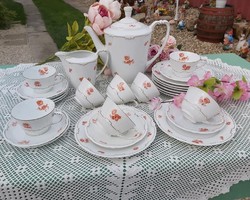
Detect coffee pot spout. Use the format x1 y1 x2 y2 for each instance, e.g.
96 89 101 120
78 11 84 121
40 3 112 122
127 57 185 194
84 26 107 64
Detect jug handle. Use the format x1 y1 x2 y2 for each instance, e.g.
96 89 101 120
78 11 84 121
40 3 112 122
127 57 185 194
96 49 109 78
146 20 170 70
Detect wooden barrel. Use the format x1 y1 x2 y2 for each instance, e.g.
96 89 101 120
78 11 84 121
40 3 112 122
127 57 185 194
197 5 234 43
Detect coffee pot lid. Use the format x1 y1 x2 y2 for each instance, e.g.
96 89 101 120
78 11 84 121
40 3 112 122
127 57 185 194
104 6 151 37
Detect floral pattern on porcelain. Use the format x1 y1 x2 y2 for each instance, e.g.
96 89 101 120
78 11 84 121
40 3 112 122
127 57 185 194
199 97 211 106
179 53 189 62
36 100 49 111
117 82 125 91
182 64 191 71
123 56 134 65
87 88 94 95
22 123 32 129
143 81 151 89
18 140 30 145
110 109 121 121
34 81 41 87
38 67 48 75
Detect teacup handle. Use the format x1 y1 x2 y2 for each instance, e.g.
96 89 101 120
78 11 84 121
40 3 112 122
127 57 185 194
196 57 208 68
96 49 109 78
54 73 65 85
51 112 64 125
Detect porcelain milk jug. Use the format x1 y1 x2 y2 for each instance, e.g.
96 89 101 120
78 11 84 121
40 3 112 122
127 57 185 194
85 6 170 83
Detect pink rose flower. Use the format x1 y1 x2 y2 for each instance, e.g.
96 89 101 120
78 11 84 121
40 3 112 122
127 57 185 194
85 0 121 35
173 92 186 108
148 97 162 110
148 44 160 60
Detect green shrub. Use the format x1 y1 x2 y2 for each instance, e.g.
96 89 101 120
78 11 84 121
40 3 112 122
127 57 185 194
0 2 16 29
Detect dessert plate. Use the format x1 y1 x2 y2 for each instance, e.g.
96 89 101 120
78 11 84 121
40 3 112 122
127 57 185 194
74 105 156 158
166 103 226 135
16 75 69 99
154 103 236 146
159 61 209 82
3 111 70 148
85 108 147 149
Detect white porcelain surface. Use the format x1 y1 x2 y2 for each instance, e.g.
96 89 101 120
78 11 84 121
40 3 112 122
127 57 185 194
23 65 57 93
85 107 147 148
131 72 160 102
74 105 156 158
97 97 135 137
64 49 109 88
159 62 210 82
16 75 68 99
84 6 170 83
182 87 222 124
75 78 105 108
166 103 226 135
154 103 236 146
3 111 70 148
106 74 136 104
11 98 55 135
169 51 202 77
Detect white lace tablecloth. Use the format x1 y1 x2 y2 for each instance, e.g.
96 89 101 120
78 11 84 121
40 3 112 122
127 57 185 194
1 60 250 200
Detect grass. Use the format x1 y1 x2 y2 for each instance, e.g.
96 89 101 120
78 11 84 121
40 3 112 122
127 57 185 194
32 0 85 49
0 0 26 24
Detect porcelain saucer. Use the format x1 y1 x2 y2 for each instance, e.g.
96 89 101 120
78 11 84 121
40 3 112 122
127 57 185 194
154 103 236 146
166 103 226 135
159 62 211 83
3 111 70 148
16 75 69 99
85 108 147 149
152 61 188 87
74 105 156 158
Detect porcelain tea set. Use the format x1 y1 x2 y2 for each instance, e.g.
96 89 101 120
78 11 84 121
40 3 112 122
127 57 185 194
3 6 236 155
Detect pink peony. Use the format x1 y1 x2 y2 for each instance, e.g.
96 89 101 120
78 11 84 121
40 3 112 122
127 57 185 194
85 0 121 35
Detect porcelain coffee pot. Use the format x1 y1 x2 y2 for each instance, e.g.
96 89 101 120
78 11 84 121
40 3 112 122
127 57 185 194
85 6 170 83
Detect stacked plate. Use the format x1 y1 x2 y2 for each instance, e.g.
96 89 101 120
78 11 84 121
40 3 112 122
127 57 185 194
74 105 156 158
16 75 69 103
154 103 236 146
151 60 211 97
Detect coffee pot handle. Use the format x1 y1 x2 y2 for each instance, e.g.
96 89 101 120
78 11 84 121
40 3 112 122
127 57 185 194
146 20 170 70
96 49 109 78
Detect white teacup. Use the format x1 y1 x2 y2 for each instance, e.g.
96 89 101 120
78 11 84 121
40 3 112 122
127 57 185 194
65 49 109 89
75 78 105 109
97 97 135 137
169 51 206 77
181 86 224 124
23 65 63 94
106 74 136 104
131 72 160 103
11 98 56 135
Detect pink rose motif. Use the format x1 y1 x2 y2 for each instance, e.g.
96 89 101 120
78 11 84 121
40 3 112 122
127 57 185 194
85 0 121 35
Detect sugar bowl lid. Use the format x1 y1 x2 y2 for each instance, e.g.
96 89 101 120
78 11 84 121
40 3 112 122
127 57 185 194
104 6 151 37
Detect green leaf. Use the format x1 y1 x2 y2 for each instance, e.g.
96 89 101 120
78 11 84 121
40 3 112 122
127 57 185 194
73 32 84 41
242 75 247 83
66 36 73 41
232 89 243 100
72 21 79 35
67 23 72 37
